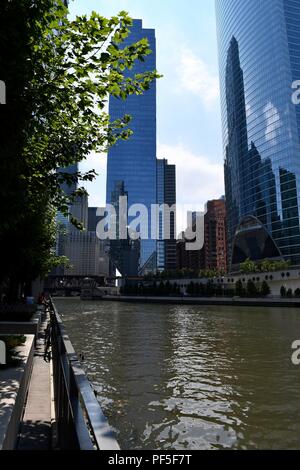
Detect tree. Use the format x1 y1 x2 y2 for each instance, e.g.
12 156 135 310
246 280 258 298
260 259 291 273
260 281 271 297
215 284 223 297
280 286 287 298
295 288 300 298
286 288 293 299
186 282 195 296
158 282 164 296
240 259 258 274
0 1 159 300
260 259 274 273
235 280 245 297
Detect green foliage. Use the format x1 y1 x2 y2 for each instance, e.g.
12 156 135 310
260 281 271 297
295 288 300 298
122 279 273 299
260 259 291 273
186 281 237 298
286 288 293 298
240 259 259 274
199 269 219 279
144 269 196 280
186 282 195 296
0 335 26 350
235 280 245 297
0 335 26 365
0 1 159 299
240 258 291 275
246 279 258 298
280 286 287 298
122 281 180 297
144 267 224 281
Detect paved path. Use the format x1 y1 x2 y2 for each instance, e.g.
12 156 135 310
17 308 52 450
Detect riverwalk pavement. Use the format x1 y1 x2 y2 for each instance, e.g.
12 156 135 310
17 308 52 450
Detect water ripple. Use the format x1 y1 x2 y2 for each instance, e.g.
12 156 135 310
55 299 300 450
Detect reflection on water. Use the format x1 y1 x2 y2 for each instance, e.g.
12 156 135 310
55 299 300 450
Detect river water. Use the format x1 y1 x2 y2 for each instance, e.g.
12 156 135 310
55 298 300 450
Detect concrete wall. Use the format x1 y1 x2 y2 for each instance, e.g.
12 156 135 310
0 310 41 342
0 335 35 450
156 267 300 297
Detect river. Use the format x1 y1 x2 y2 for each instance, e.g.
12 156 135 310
55 298 300 450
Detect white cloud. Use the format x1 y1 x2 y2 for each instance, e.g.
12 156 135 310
176 47 220 107
264 101 281 145
78 144 224 234
157 142 224 232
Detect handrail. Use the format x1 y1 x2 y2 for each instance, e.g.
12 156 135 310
49 297 120 450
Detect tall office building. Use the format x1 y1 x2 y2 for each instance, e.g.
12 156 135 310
204 199 227 273
176 202 227 274
216 0 300 268
88 207 103 233
63 231 110 277
157 159 177 271
56 196 111 278
58 163 78 198
176 212 205 274
106 19 157 276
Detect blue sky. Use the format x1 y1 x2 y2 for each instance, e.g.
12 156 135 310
68 0 224 230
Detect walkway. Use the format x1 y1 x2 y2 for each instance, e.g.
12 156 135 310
17 308 52 450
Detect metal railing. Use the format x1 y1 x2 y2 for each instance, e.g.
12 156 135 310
49 298 120 450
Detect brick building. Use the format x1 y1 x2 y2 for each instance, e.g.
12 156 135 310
177 199 227 274
204 199 227 273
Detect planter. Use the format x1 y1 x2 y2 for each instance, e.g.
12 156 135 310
0 304 36 322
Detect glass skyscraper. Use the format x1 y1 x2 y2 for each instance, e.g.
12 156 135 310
157 159 177 272
216 0 300 267
106 19 157 275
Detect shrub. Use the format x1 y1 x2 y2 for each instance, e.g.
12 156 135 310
240 258 259 274
280 286 287 298
186 281 194 296
235 280 245 297
0 335 26 365
294 288 300 298
215 284 223 297
261 281 271 297
206 281 215 297
286 288 293 298
246 279 258 297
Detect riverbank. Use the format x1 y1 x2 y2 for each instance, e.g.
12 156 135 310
100 295 300 308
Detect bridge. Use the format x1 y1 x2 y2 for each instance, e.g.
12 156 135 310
44 275 106 296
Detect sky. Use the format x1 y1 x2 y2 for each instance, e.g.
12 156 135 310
68 0 224 231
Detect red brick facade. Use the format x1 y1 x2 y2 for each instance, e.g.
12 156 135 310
176 199 228 274
204 199 227 273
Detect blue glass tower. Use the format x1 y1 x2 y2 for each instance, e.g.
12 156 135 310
106 19 157 275
156 159 176 272
216 0 300 267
